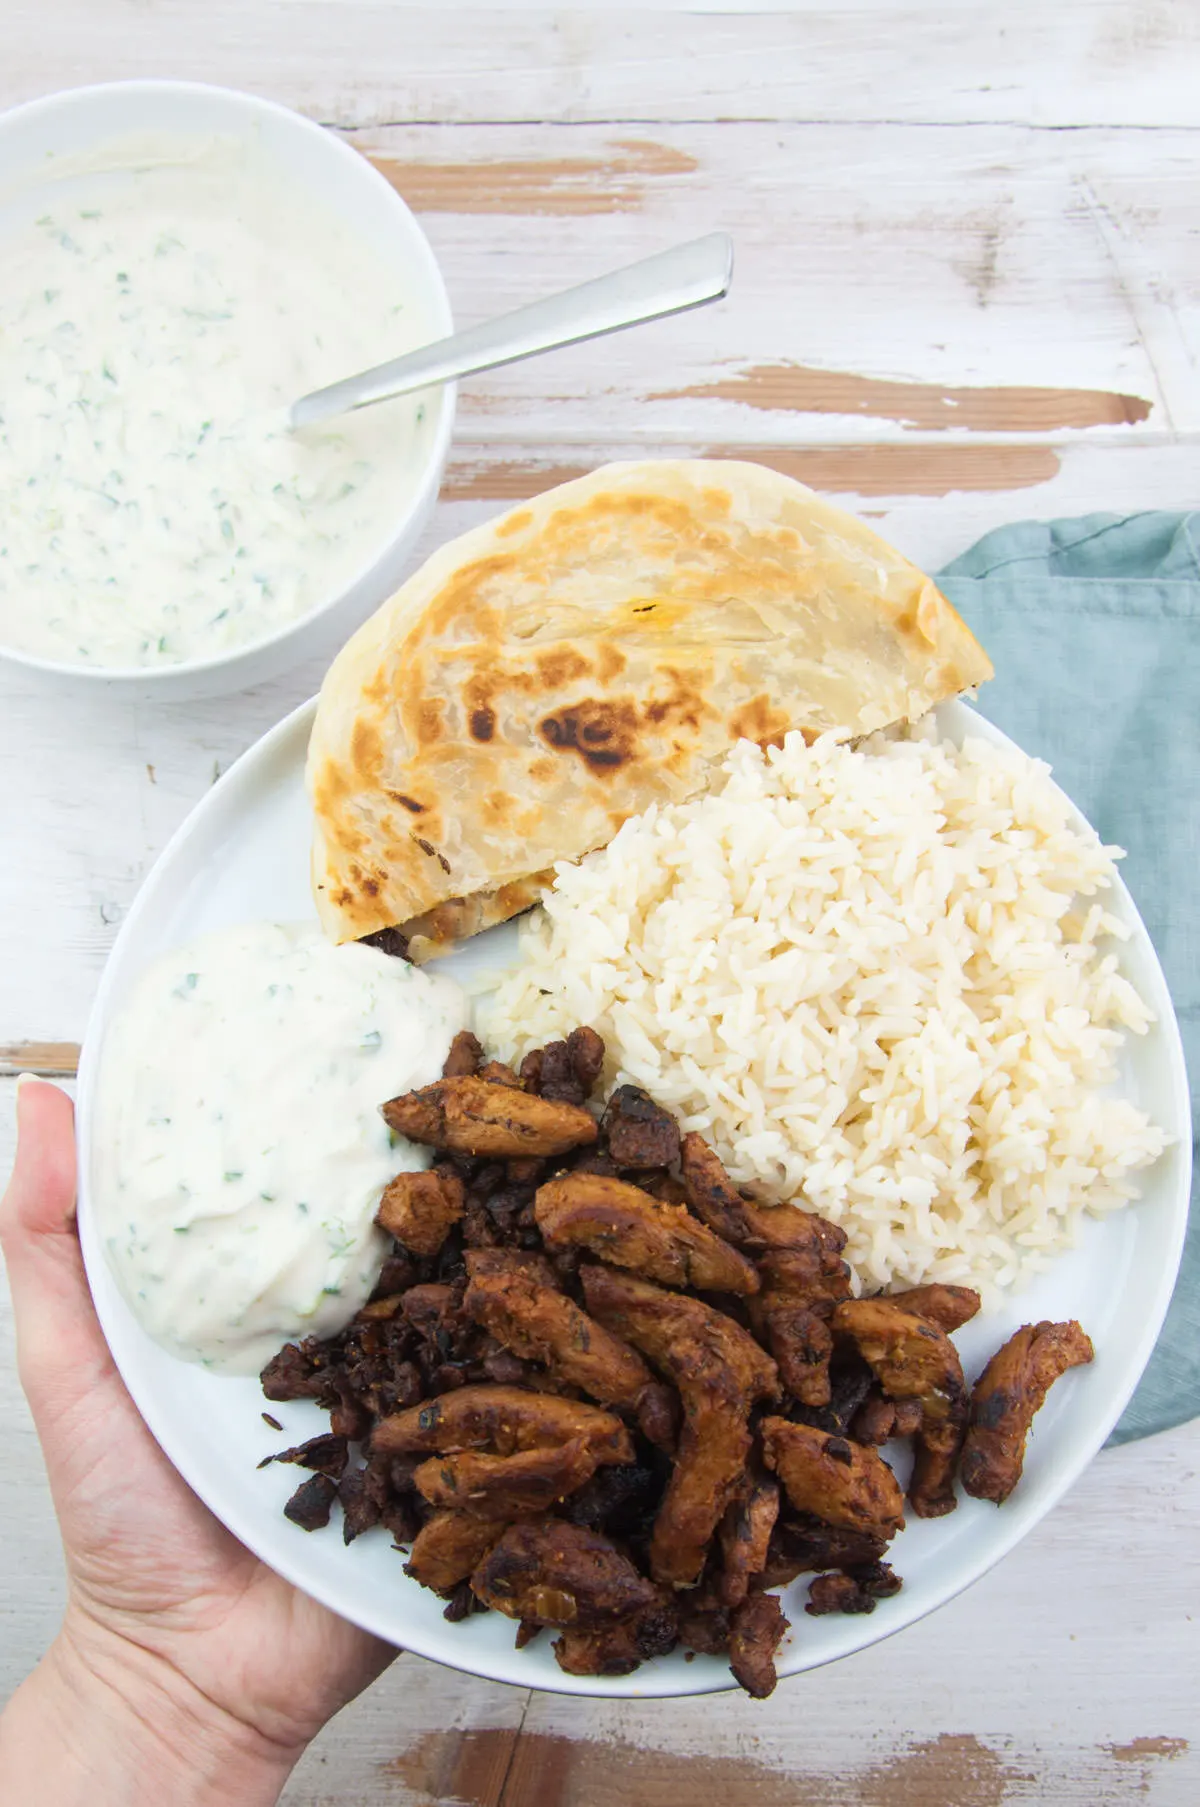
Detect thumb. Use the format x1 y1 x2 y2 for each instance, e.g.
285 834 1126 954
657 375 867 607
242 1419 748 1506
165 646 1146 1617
0 1078 116 1422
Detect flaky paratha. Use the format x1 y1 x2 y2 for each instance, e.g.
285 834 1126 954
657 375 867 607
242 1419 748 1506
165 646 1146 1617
308 460 991 958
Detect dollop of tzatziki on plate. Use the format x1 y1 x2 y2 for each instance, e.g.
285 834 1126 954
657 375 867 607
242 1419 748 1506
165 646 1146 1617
91 921 467 1372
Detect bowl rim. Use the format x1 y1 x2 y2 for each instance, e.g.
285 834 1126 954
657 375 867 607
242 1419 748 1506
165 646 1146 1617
73 693 1194 1697
0 77 456 685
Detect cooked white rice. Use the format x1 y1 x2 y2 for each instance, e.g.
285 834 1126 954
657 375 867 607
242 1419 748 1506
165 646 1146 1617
480 723 1166 1295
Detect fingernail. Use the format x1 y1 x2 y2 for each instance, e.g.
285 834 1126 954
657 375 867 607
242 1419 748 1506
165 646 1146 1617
15 1071 44 1092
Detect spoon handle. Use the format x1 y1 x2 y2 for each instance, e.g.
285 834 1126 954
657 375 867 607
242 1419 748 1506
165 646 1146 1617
290 232 733 429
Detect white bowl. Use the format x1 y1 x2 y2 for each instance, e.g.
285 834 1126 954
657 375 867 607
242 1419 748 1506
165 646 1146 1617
0 81 454 702
75 697 1192 1696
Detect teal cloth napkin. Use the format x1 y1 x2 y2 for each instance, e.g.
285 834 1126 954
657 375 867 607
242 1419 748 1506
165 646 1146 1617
937 513 1199 1444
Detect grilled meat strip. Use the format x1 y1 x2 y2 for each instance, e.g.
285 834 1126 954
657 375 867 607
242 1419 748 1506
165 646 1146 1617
961 1320 1094 1505
382 1076 598 1159
471 1518 658 1628
463 1254 674 1449
832 1298 969 1518
760 1418 905 1542
535 1172 759 1296
372 1384 634 1466
413 1440 600 1518
403 1510 511 1594
582 1265 777 1587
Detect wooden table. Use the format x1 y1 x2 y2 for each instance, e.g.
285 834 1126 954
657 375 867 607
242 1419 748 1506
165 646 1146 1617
2 5 1198 1801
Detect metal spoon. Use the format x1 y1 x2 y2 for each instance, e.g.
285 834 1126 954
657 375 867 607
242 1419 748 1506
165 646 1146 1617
289 232 733 430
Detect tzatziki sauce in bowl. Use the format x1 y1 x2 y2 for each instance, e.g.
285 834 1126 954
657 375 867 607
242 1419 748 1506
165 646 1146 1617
0 82 455 699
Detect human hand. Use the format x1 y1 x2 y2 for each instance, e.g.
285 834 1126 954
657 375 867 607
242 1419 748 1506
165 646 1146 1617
0 1079 395 1807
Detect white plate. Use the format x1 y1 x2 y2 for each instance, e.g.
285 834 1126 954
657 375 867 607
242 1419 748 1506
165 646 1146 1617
75 698 1192 1697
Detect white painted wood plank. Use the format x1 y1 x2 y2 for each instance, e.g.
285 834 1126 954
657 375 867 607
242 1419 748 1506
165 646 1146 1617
2 2 1198 129
377 120 1200 441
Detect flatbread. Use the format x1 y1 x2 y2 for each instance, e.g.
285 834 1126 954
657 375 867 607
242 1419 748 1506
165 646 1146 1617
308 460 992 957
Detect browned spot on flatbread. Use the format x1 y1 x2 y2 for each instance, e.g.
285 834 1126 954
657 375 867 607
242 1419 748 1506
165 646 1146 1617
596 641 627 684
537 648 592 688
644 666 712 734
0 1041 81 1078
729 693 792 744
350 720 382 783
415 698 446 744
656 362 1152 433
443 445 1061 503
383 1728 1034 1807
368 140 698 216
482 789 515 829
420 553 513 643
540 698 639 772
470 706 496 742
387 791 426 814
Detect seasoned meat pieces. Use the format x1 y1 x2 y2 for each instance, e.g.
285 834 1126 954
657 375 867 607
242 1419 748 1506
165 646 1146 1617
681 1133 846 1257
463 1247 560 1288
675 1595 732 1656
532 1028 607 1105
471 1518 658 1628
260 1341 326 1403
382 1076 598 1159
833 1298 969 1519
562 1461 665 1542
260 1027 1094 1698
850 1391 924 1446
475 1060 523 1087
751 1246 851 1408
758 1244 851 1307
463 1259 672 1448
756 1514 891 1589
823 1560 901 1610
442 1029 484 1077
754 1296 834 1408
582 1265 777 1586
600 1085 681 1169
413 1439 600 1517
404 1510 511 1594
961 1320 1095 1505
260 1432 349 1478
887 1284 981 1333
646 1393 753 1589
400 1282 471 1353
373 1384 635 1464
283 1473 339 1531
554 1594 679 1677
727 1592 789 1700
717 1476 780 1609
565 1026 605 1095
535 1172 760 1296
377 1163 466 1250
760 1418 905 1542
581 1265 777 1413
